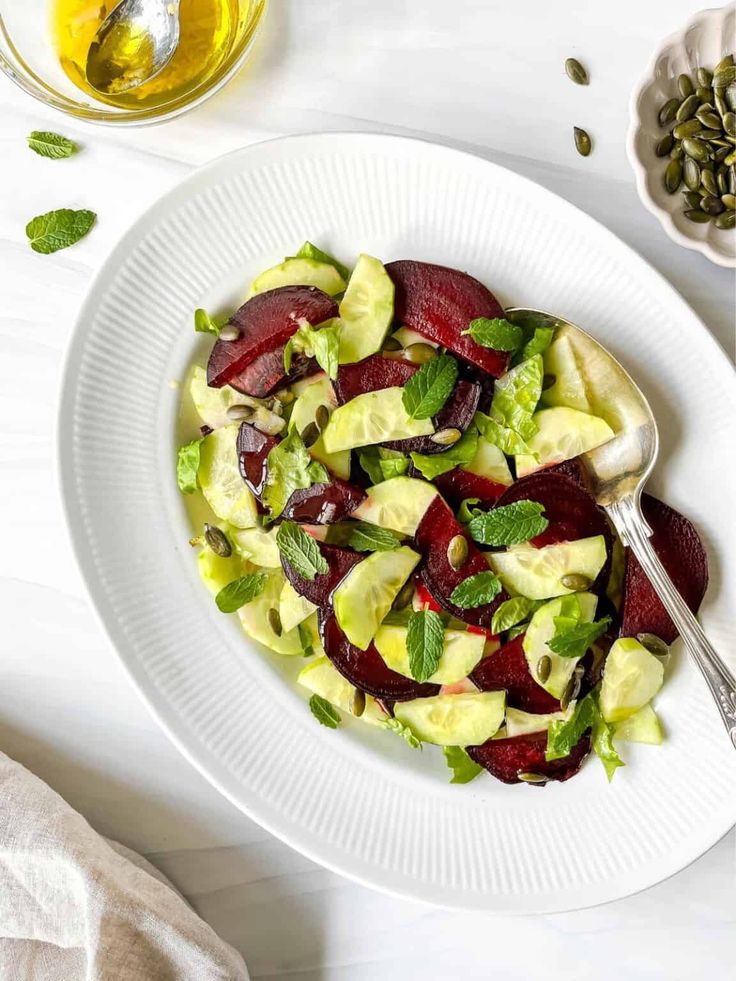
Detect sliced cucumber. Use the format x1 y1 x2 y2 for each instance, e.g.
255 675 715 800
237 569 304 656
297 655 365 715
338 254 394 364
280 578 317 633
515 407 615 477
488 535 607 601
288 376 350 480
540 332 592 413
523 592 598 698
321 388 434 453
361 695 390 727
463 432 513 485
600 637 664 723
613 703 664 744
333 546 421 650
231 525 281 567
374 623 485 684
394 691 506 746
189 365 242 430
392 326 439 349
197 544 246 596
505 706 572 737
198 426 258 529
249 256 346 297
352 476 438 535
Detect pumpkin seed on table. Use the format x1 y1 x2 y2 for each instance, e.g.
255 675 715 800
697 67 713 87
670 141 684 159
683 157 700 190
655 133 674 156
677 73 694 98
701 168 719 195
658 98 680 126
565 57 589 85
664 157 683 193
696 85 713 103
725 112 736 136
676 94 699 122
682 137 710 162
721 193 736 209
683 190 702 209
695 106 722 129
684 209 711 223
574 127 592 157
700 195 725 215
673 118 701 140
715 209 736 229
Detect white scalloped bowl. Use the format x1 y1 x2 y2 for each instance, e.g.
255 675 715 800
627 4 736 268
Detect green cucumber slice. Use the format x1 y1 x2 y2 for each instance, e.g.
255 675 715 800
198 425 258 529
374 623 485 684
338 254 394 363
515 407 615 477
298 655 364 715
288 376 350 480
613 703 664 744
280 579 318 633
249 256 346 297
488 536 607 601
237 569 304 656
394 691 506 746
321 388 433 453
522 592 599 698
599 637 665 723
352 476 438 535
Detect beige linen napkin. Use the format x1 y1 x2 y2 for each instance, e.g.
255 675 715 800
0 752 248 980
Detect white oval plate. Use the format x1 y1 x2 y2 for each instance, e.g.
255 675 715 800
58 133 736 913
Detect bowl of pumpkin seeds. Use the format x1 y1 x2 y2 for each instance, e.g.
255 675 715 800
627 3 736 267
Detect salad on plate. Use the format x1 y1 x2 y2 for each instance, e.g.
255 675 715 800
176 244 708 787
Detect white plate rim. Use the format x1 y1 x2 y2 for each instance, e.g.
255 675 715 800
56 131 736 914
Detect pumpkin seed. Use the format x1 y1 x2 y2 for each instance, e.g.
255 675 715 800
218 325 240 341
447 534 469 571
684 209 711 223
573 127 592 157
392 580 415 611
727 84 736 112
300 421 320 448
542 372 557 390
565 57 588 85
718 170 730 194
267 607 283 637
701 168 719 195
226 404 256 422
714 145 732 163
730 166 736 193
713 65 736 89
537 654 552 683
715 89 729 118
560 572 593 591
725 150 736 166
670 141 684 160
724 112 736 136
655 133 674 156
636 632 669 659
721 193 736 209
382 336 402 352
664 158 683 193
431 427 462 446
672 119 701 140
715 209 736 229
204 523 232 558
517 772 548 784
315 404 330 432
351 689 366 717
559 675 577 712
695 107 722 130
693 128 722 141
700 194 725 215
683 157 700 190
696 85 713 103
677 73 694 98
658 98 680 126
683 190 702 209
676 94 699 122
682 137 710 162
697 67 713 88
403 342 437 364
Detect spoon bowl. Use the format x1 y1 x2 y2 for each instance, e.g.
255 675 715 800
509 307 736 747
86 0 181 95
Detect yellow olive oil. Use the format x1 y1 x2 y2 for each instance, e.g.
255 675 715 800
51 0 243 109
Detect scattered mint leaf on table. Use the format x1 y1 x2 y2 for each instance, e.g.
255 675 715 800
176 438 203 494
276 521 329 580
402 354 458 420
215 573 268 613
406 608 445 682
309 694 341 728
466 499 548 546
443 746 483 783
27 131 78 159
26 208 96 254
463 317 523 352
449 571 502 609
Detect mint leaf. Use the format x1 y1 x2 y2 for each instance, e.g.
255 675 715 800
443 746 483 784
296 241 350 282
262 429 313 519
382 717 422 749
457 498 481 524
26 208 96 254
548 616 611 659
215 573 268 613
402 354 458 420
407 609 445 682
27 131 78 159
449 571 502 609
466 499 548 546
284 320 341 379
309 693 341 728
491 596 542 634
348 521 401 552
194 308 227 336
546 691 597 761
592 711 625 782
463 317 523 352
357 447 384 485
410 427 478 480
276 521 329 580
176 438 202 494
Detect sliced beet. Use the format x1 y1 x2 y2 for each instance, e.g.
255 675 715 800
414 496 507 628
621 494 708 645
281 543 363 607
237 422 279 498
319 611 439 701
433 467 507 510
207 286 337 389
283 480 366 524
545 457 591 491
384 379 481 454
228 348 318 399
467 731 591 785
470 634 561 713
386 260 510 377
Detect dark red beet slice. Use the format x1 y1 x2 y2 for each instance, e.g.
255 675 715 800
319 611 439 701
228 348 319 398
433 467 507 510
545 457 591 491
386 260 510 378
207 286 337 389
283 480 366 524
237 422 279 498
467 731 591 785
281 543 363 607
414 496 507 628
621 494 708 645
471 634 561 714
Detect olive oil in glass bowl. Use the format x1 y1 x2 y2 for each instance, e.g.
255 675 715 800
0 0 267 124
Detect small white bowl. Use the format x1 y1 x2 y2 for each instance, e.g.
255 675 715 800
627 3 736 268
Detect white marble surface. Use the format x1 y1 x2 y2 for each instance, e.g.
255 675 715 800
1 1 735 977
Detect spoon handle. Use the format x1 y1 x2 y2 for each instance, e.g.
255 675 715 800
608 496 736 749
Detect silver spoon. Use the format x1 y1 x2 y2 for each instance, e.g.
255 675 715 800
86 0 181 95
508 307 736 748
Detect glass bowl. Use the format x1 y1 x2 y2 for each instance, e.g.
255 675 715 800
0 0 267 126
